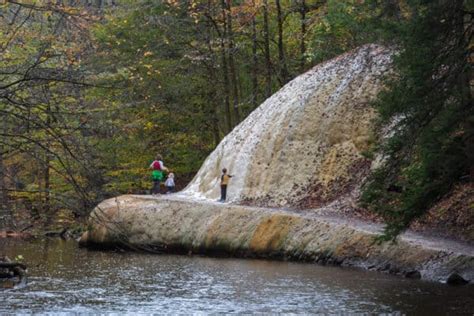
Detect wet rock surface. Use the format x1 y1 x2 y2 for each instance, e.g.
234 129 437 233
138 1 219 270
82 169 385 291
0 256 27 289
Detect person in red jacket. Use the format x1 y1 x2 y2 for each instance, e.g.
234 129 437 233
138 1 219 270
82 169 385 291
149 154 168 194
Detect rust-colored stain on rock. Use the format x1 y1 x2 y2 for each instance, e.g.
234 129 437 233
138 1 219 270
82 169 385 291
205 214 233 248
249 214 300 252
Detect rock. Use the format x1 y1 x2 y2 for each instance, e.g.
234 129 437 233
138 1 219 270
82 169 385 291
0 257 27 289
446 273 468 285
80 195 474 283
404 270 421 279
389 266 401 274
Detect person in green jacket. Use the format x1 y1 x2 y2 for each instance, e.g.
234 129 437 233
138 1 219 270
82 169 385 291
149 154 168 194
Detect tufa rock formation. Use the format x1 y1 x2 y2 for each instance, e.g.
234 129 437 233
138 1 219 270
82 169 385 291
80 195 474 284
181 44 391 209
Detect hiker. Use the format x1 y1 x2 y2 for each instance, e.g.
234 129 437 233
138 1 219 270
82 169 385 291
165 172 175 194
219 168 233 202
149 154 168 194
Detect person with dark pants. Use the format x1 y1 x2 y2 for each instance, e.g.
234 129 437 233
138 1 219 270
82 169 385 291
220 184 227 201
149 154 168 195
219 168 232 202
151 177 161 194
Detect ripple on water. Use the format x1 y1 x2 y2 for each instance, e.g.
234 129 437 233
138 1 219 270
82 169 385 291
0 239 473 314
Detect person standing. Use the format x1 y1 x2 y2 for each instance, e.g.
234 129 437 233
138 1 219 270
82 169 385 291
150 154 168 194
219 168 233 202
165 172 175 194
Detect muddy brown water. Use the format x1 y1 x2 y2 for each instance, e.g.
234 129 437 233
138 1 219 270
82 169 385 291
0 239 473 314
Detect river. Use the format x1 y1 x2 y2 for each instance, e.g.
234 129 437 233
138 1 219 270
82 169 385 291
0 238 473 314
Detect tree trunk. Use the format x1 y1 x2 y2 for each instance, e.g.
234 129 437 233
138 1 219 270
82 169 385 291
43 105 51 213
262 0 272 98
220 0 233 132
0 112 11 229
457 5 474 180
0 149 9 229
300 0 306 71
382 0 401 20
276 0 289 85
206 0 221 146
0 151 6 209
43 154 50 212
226 0 241 124
251 0 259 108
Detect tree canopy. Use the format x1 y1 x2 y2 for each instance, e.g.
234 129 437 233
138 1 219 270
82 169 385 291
0 0 472 239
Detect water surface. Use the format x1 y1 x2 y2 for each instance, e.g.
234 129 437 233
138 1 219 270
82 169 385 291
1 239 473 314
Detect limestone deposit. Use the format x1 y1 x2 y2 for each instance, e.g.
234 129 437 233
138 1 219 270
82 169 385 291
180 44 392 208
80 195 474 284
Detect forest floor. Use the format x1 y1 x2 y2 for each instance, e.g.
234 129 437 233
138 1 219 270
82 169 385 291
409 183 473 244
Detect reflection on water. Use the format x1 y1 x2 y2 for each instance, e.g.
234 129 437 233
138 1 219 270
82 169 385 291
0 239 473 314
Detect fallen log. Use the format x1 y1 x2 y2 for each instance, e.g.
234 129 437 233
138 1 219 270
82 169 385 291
44 227 70 239
0 272 12 278
0 231 33 239
0 262 27 270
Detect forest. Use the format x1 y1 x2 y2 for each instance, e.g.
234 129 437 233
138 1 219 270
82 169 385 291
0 0 472 239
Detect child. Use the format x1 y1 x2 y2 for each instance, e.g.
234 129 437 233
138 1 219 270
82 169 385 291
219 168 233 202
150 154 168 194
165 172 175 194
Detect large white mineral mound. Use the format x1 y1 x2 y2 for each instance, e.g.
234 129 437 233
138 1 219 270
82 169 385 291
180 44 392 208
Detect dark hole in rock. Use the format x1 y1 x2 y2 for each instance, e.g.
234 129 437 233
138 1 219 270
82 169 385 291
446 273 468 286
404 270 421 279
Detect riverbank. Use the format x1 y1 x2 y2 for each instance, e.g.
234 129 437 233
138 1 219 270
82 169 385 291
79 194 474 284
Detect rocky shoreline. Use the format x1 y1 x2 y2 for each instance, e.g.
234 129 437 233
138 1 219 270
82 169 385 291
79 195 473 285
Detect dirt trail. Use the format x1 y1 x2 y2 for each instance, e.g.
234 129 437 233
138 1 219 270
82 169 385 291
143 194 474 257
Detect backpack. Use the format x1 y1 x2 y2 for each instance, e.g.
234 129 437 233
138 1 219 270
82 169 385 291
152 160 162 170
